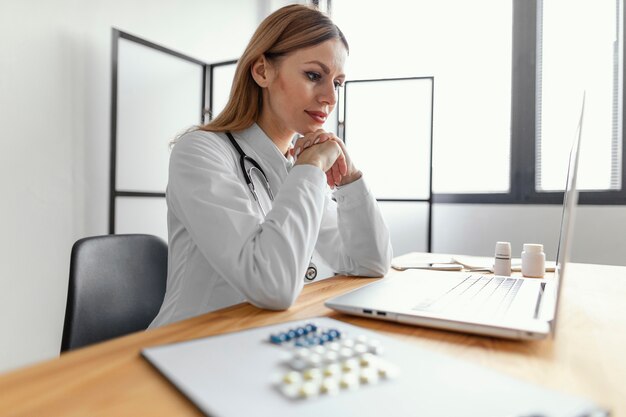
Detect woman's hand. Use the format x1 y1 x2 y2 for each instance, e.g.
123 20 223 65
292 130 362 187
328 136 362 186
294 136 346 185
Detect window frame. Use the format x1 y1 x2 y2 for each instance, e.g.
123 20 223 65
108 29 208 233
109 31 240 234
433 0 626 206
341 76 435 251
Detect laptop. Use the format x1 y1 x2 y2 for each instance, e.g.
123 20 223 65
325 97 585 340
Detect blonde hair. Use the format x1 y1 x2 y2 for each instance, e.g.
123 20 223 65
199 4 348 133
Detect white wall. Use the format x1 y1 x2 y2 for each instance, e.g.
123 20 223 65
432 204 626 266
0 0 260 374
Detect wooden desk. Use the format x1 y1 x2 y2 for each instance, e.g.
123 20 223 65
1 255 624 416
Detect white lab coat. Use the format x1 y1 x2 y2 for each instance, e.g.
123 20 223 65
149 123 392 328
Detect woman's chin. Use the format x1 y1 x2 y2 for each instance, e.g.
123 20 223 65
299 122 325 134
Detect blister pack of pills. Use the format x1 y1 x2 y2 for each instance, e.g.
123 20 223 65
268 322 399 400
143 317 601 417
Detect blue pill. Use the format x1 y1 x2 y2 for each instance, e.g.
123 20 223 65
304 323 317 333
270 334 283 344
287 330 297 339
295 327 306 337
308 336 322 346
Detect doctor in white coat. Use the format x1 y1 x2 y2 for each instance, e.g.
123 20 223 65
150 4 392 328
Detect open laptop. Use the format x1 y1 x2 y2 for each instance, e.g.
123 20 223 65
325 97 585 340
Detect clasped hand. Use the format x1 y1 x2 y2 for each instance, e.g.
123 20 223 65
291 129 361 188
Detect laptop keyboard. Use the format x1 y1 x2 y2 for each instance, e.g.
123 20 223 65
413 275 524 317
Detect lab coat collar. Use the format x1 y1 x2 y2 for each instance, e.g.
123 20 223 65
237 123 294 173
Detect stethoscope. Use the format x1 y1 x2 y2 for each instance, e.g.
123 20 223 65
226 131 317 281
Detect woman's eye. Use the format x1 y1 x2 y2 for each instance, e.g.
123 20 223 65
334 81 344 89
306 71 321 81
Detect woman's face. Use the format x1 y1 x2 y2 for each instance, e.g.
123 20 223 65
260 38 347 137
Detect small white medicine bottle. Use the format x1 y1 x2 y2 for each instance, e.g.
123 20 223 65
521 243 545 278
493 242 512 276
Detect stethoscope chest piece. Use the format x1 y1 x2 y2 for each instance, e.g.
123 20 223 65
305 262 318 281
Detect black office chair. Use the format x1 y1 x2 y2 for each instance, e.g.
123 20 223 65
61 234 168 352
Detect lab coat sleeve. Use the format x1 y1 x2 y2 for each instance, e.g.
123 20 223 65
167 132 327 310
314 177 393 277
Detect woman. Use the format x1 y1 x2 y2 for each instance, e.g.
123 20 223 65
149 4 392 328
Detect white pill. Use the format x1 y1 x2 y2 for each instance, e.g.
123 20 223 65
282 371 302 384
299 381 319 398
358 353 377 367
280 384 299 399
354 343 368 354
327 342 341 352
323 363 341 378
306 353 323 367
293 348 310 360
303 368 322 381
289 358 308 371
359 368 379 385
339 373 359 390
312 345 326 355
368 339 384 355
320 378 340 395
341 358 359 373
323 350 339 363
339 347 354 359
342 339 355 348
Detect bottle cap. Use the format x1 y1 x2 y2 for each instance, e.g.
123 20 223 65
523 243 543 253
495 242 511 257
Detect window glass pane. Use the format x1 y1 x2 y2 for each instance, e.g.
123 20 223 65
115 197 168 242
117 38 203 192
211 63 237 120
378 202 430 255
538 0 622 191
333 0 512 193
344 79 432 199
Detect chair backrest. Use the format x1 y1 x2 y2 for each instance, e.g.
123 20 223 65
61 234 167 351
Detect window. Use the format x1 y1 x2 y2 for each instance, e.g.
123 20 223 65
332 0 513 194
537 0 622 192
110 30 205 237
342 78 434 253
209 61 237 122
333 0 625 204
343 78 433 200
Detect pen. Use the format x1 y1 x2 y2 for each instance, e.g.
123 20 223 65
391 263 464 271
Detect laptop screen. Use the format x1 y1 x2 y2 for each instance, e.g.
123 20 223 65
551 94 585 330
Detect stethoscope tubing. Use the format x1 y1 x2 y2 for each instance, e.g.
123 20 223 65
226 132 274 206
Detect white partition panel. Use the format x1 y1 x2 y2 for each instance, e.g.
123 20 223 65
116 38 203 192
322 105 339 135
322 87 340 135
378 201 429 256
344 78 433 200
211 63 237 120
115 197 168 242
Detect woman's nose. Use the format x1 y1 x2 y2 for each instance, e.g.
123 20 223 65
318 82 337 107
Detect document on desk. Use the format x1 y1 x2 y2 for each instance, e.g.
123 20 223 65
142 317 606 417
